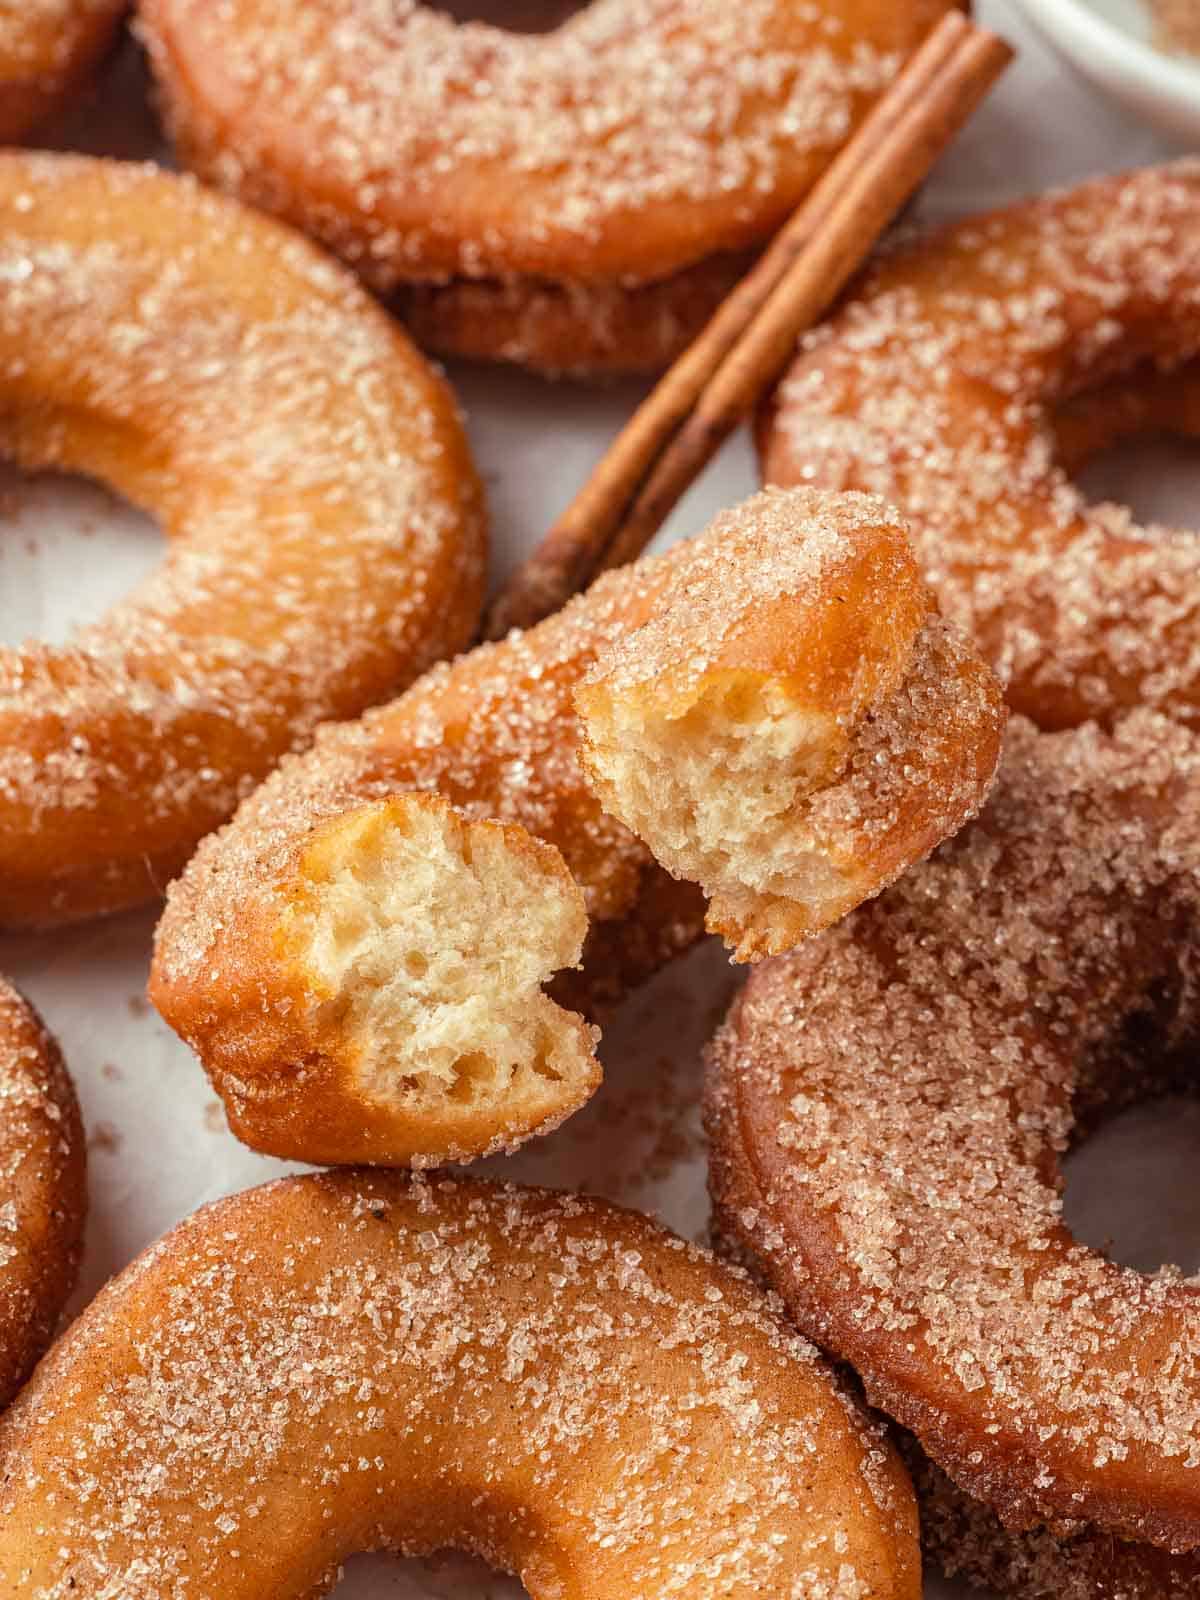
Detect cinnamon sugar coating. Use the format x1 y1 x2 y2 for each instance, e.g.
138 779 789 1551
137 0 956 302
0 153 486 929
0 0 125 142
708 713 1200 1552
150 488 1002 1164
761 162 1200 730
0 1172 922 1598
0 977 86 1410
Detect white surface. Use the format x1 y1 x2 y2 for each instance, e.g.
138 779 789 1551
1 3 1197 1594
1009 0 1200 142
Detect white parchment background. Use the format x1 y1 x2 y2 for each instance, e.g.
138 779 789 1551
0 3 1196 1593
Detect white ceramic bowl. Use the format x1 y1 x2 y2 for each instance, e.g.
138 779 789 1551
1009 0 1200 142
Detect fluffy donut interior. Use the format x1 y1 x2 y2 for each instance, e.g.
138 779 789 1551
291 795 599 1130
578 668 851 957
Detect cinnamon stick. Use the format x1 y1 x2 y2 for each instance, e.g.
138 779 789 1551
485 13 1012 639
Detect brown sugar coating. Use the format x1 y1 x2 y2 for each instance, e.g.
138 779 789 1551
0 0 125 142
708 712 1200 1554
138 0 957 289
0 1171 922 1598
396 252 752 380
0 152 486 929
908 1439 1200 1600
150 488 1003 1165
761 162 1200 730
0 977 86 1410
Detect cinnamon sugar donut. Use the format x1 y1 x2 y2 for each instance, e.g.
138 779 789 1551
0 977 86 1411
0 1171 923 1598
150 488 1003 1167
760 163 1200 730
0 1 125 143
0 152 485 930
138 0 958 373
708 712 1200 1554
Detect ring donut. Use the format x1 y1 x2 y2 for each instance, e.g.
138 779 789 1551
760 163 1200 729
150 488 1003 1166
0 1 125 143
0 1171 922 1598
707 711 1200 1555
0 152 485 930
137 0 959 373
0 977 86 1411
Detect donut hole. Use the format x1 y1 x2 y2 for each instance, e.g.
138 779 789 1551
289 793 599 1140
432 0 584 33
0 464 159 648
1052 362 1200 531
1065 1094 1200 1277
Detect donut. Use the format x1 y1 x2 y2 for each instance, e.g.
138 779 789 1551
395 252 752 381
0 152 485 930
0 977 86 1411
0 1170 923 1598
0 1 126 143
576 493 1004 960
150 488 1004 1167
909 1440 1200 1600
137 0 959 373
707 711 1200 1554
760 163 1200 730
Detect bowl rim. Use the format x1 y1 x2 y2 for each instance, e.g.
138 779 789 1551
1010 0 1200 110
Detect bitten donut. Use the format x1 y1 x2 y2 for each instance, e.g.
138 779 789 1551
138 0 957 373
576 494 1003 961
0 152 485 929
0 1 125 143
708 712 1200 1556
0 1171 923 1598
760 163 1200 729
151 488 1004 1167
0 977 86 1410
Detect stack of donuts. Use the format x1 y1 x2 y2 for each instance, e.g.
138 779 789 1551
0 4 1198 1598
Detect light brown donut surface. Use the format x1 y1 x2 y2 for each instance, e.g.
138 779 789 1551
138 0 957 289
0 1 125 143
0 977 86 1411
708 712 1200 1554
0 1171 923 1598
0 153 485 929
760 162 1200 729
150 488 1003 1166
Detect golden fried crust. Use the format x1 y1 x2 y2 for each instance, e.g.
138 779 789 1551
138 0 959 290
0 1172 922 1599
0 978 86 1410
151 488 1003 1166
395 253 752 379
0 153 486 930
760 162 1200 731
707 713 1200 1553
0 1 125 143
